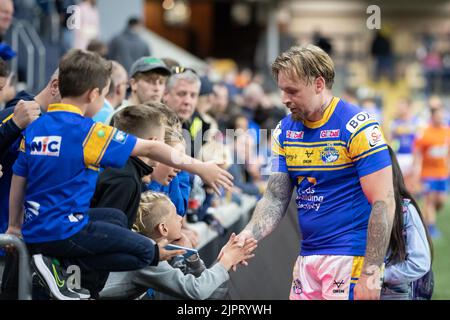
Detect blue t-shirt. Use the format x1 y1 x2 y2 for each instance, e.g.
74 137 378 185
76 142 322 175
147 171 191 217
272 97 392 256
13 103 137 243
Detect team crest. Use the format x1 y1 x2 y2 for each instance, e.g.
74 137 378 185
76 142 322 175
321 144 340 163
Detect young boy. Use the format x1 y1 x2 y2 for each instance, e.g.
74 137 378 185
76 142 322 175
6 50 233 300
100 192 257 300
91 103 165 228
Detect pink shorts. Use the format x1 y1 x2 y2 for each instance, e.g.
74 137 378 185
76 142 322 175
289 255 364 300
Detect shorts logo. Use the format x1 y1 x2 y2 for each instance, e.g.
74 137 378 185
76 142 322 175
293 279 303 295
321 145 340 163
320 129 340 139
30 136 62 157
366 125 384 148
346 112 373 133
286 130 304 139
113 130 128 144
333 280 345 294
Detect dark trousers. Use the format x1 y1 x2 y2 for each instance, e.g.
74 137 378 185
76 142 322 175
28 208 156 297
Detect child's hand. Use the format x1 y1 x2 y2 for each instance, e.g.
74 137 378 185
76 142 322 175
4 226 23 253
172 232 193 248
157 239 185 261
197 162 234 195
218 233 257 271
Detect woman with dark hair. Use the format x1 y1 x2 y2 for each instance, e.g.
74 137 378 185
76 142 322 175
381 145 433 300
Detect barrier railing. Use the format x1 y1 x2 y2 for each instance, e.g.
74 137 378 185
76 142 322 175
0 235 32 300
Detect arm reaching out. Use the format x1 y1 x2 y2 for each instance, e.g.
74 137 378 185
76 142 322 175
132 138 233 195
238 172 294 244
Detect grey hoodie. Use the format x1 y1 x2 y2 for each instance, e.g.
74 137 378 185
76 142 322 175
99 254 229 300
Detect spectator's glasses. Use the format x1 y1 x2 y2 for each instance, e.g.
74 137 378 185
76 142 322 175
171 66 197 75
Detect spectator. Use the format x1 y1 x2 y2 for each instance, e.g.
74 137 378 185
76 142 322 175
370 30 395 82
73 0 100 50
381 146 432 300
100 192 257 300
0 70 59 300
0 0 13 41
87 39 109 58
313 30 333 55
0 0 15 61
92 61 128 123
91 104 165 228
109 17 151 74
6 49 233 299
107 57 171 125
163 68 201 157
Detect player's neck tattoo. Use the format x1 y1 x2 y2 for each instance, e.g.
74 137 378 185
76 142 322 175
320 97 333 115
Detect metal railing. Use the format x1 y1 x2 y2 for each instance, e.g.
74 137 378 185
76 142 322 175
0 235 32 300
10 19 47 92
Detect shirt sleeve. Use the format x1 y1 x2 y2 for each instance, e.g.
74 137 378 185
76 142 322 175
347 120 391 177
271 121 288 173
83 122 137 169
383 203 431 285
0 109 22 157
12 136 28 178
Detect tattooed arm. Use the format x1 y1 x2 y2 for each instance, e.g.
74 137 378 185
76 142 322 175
237 172 294 243
355 166 396 300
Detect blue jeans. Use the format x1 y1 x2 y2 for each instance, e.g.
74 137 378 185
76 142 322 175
28 208 157 296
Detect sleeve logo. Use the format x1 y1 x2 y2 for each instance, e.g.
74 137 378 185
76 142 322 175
113 130 128 144
346 112 373 133
30 136 62 157
366 125 384 148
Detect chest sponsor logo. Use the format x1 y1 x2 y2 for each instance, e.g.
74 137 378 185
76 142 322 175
366 125 384 148
296 176 323 212
346 112 373 133
321 145 340 163
286 130 304 139
30 136 62 157
320 129 340 139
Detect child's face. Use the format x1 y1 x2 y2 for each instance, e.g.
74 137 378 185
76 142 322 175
164 202 183 242
132 74 167 104
151 142 184 185
143 126 165 168
86 81 110 117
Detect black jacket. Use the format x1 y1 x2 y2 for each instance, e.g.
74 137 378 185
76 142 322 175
91 156 153 229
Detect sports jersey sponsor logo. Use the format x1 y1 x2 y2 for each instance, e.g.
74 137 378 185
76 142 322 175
303 150 314 164
68 213 84 223
346 112 373 133
286 130 304 139
24 201 40 224
293 279 303 295
427 145 448 158
296 177 323 212
30 136 61 157
321 145 340 163
113 130 128 144
365 125 384 148
320 129 340 139
333 280 345 294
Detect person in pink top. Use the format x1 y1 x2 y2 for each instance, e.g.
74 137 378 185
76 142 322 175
74 0 100 50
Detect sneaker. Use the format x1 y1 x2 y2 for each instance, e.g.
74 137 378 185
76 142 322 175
31 254 84 300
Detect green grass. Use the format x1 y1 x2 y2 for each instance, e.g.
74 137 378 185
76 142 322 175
431 201 450 300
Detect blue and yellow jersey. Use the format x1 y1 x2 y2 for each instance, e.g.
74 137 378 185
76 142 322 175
390 117 421 154
272 97 391 256
13 104 137 243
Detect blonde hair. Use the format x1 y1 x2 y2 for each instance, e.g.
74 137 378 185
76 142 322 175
164 125 186 147
133 192 172 237
271 44 335 89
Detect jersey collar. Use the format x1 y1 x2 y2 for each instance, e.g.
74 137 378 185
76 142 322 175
302 97 340 129
48 103 84 116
